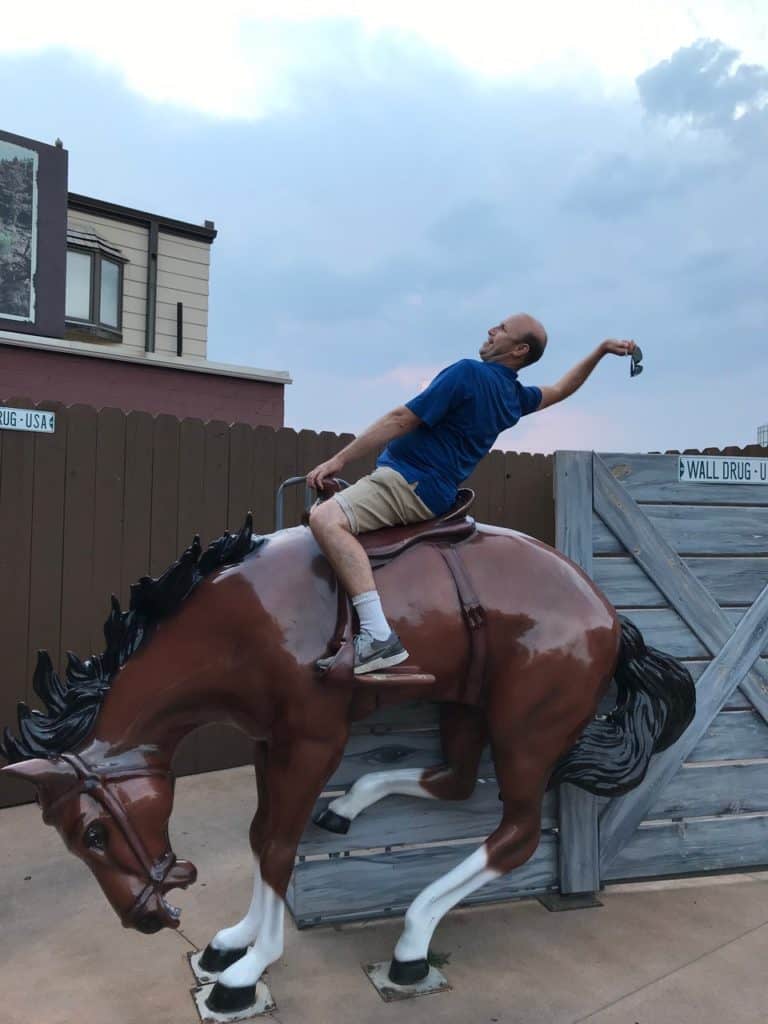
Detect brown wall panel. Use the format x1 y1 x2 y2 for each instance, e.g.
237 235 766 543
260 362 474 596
91 408 126 654
60 405 98 663
0 409 36 806
0 343 284 429
26 402 67 685
149 414 181 577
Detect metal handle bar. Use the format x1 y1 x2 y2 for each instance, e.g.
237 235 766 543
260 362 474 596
274 475 350 531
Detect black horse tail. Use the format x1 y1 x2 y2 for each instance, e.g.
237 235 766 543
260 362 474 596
550 615 696 798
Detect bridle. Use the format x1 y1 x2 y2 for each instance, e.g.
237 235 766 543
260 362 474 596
43 751 178 927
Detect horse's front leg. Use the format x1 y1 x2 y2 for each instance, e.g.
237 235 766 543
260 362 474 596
205 733 346 1015
199 742 271 975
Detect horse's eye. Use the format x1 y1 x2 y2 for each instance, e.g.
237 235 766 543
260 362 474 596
84 822 108 851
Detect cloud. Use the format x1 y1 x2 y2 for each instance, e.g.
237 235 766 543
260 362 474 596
5 2 768 118
636 38 768 149
2 26 767 453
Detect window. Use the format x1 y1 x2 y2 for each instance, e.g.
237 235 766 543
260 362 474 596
758 424 768 447
65 240 125 341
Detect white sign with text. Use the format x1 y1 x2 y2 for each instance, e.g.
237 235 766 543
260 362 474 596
0 407 56 433
678 455 768 484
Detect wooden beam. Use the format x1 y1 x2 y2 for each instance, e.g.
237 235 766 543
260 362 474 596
600 578 768 870
554 451 600 894
592 453 768 726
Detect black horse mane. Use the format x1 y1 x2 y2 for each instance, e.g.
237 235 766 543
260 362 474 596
1 514 263 763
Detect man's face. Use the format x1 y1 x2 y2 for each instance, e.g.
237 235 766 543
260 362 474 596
480 316 525 363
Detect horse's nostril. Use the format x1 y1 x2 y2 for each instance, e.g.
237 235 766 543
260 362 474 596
135 912 165 935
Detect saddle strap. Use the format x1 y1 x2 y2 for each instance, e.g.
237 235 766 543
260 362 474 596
323 543 487 702
439 544 488 704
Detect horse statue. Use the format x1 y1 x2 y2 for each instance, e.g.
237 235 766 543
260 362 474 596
1 493 695 1017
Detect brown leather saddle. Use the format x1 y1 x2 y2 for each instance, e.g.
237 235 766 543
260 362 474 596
312 486 487 702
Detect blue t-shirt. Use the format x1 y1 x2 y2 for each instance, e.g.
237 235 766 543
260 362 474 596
377 359 542 515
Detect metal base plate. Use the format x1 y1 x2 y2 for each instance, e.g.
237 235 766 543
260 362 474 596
363 961 451 1002
537 892 603 912
187 950 223 986
191 982 276 1022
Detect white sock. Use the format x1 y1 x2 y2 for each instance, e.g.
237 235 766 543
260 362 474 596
352 591 391 641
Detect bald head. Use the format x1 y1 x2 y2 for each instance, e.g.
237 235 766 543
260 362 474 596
479 312 547 369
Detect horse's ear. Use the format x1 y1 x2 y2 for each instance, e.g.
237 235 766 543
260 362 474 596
2 757 77 804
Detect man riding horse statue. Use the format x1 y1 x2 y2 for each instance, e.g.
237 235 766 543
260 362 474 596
2 314 692 1018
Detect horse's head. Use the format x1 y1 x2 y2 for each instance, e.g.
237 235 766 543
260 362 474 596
2 753 196 934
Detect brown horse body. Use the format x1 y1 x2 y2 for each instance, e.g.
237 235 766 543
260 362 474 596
2 517 694 1014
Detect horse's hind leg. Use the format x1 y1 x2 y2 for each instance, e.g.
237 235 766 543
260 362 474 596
388 742 546 985
316 702 487 833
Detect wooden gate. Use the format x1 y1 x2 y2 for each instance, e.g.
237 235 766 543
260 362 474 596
556 450 768 893
291 448 768 927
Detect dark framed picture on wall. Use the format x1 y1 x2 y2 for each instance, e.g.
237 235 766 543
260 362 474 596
0 137 37 322
0 129 68 338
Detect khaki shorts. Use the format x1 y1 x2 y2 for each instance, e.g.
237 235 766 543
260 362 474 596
334 466 435 535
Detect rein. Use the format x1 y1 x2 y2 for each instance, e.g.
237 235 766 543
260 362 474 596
45 752 176 926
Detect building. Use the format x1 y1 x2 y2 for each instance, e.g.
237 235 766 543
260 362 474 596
0 129 289 426
758 424 768 447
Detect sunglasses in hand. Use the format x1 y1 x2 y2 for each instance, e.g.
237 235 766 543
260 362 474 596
630 344 644 378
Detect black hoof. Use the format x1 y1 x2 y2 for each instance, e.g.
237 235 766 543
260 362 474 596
205 981 257 1014
198 942 249 973
388 957 430 985
313 807 351 834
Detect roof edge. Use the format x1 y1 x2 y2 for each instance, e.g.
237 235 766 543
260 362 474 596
67 193 217 242
0 330 292 385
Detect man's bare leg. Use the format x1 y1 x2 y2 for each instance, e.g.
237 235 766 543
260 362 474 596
308 499 375 596
309 499 408 672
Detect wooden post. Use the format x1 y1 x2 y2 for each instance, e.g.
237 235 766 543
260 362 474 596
553 451 601 896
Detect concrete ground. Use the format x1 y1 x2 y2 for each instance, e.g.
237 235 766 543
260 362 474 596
2 765 767 1024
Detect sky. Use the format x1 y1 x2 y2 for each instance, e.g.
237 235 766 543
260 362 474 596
2 1 767 452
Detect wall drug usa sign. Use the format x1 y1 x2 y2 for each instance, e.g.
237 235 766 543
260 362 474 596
0 407 55 433
678 455 768 484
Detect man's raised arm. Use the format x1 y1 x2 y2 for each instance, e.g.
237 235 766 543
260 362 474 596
306 406 421 491
537 339 636 411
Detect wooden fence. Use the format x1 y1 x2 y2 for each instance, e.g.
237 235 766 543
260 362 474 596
0 398 553 808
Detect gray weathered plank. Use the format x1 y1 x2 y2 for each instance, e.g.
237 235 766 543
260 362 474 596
612 609 768 659
554 450 593 576
600 579 768 871
301 786 558 856
593 504 768 556
603 813 768 881
688 710 768 763
599 453 768 506
288 834 559 927
679 658 768 703
645 761 768 821
593 556 768 608
325 731 494 789
601 669 761 714
554 451 600 894
593 453 768 722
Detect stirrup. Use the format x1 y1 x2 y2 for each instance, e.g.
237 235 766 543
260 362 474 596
317 641 435 687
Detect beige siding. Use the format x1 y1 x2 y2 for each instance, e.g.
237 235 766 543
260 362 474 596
67 212 149 357
64 210 212 366
155 233 210 359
